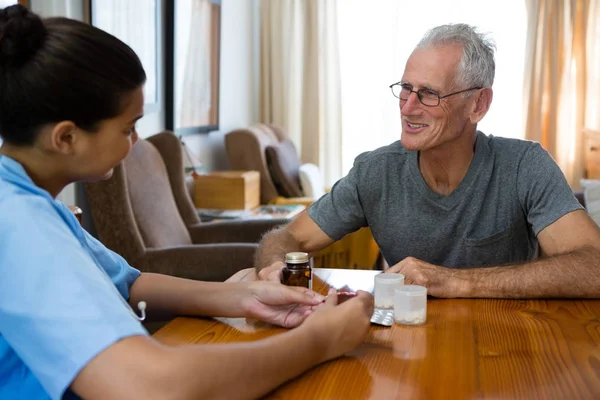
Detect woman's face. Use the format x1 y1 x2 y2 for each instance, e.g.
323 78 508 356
75 87 144 182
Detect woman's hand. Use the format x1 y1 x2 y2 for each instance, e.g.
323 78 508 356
301 289 374 363
240 281 325 328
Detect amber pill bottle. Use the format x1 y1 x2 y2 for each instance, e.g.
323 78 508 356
281 252 312 289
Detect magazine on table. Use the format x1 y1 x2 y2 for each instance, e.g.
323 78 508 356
197 204 306 221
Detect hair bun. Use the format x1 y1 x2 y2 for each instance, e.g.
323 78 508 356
0 4 47 67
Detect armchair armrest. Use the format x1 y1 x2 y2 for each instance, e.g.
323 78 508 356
224 267 257 283
269 196 315 207
136 243 258 282
188 219 288 244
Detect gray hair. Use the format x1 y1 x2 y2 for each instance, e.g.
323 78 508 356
416 23 496 90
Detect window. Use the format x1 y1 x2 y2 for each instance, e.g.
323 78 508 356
91 0 160 111
166 0 221 134
0 0 26 8
338 0 527 174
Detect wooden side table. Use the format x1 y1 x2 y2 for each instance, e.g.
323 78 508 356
194 170 260 210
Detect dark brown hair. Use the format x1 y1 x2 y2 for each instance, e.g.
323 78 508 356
0 4 146 145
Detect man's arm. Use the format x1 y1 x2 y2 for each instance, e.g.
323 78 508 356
388 210 600 298
254 156 369 280
254 211 335 278
71 290 374 400
465 209 600 298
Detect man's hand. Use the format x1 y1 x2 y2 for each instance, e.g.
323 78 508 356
257 261 285 282
386 257 469 298
240 281 325 328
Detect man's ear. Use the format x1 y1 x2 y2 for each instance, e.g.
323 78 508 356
469 88 493 124
49 121 79 155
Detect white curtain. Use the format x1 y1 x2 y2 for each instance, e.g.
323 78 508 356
522 0 595 187
92 0 157 105
177 0 213 128
259 0 342 187
586 0 600 132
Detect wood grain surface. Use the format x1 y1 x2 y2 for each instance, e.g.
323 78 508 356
153 268 600 399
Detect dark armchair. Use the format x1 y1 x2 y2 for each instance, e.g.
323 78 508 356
85 131 286 282
575 191 585 208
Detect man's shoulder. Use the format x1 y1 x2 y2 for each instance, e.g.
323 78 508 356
354 141 410 166
483 133 543 162
484 133 539 150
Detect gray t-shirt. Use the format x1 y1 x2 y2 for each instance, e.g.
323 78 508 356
308 131 583 268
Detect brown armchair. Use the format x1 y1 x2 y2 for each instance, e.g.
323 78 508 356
575 191 585 207
225 124 381 270
85 131 287 282
225 123 303 204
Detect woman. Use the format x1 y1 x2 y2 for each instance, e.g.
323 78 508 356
0 5 373 400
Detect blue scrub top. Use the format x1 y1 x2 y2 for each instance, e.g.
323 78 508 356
0 155 148 400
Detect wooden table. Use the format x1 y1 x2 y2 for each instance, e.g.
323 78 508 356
153 268 600 399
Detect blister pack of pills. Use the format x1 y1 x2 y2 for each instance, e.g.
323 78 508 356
370 308 394 326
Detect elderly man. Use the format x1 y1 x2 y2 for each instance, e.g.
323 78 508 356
255 23 600 298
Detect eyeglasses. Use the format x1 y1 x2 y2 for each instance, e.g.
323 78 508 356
389 82 482 107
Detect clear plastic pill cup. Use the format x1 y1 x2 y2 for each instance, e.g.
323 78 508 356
394 285 427 325
374 273 404 309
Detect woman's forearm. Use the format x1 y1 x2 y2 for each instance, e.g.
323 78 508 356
166 324 326 400
129 273 248 320
72 322 328 400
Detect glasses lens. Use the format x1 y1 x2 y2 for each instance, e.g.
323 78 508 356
418 89 439 106
391 84 403 99
398 85 411 101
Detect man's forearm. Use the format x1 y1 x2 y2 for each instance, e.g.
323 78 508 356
254 227 302 271
129 273 249 320
462 246 600 298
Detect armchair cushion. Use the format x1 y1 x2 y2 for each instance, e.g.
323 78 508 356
265 140 304 198
298 163 325 199
124 138 192 247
